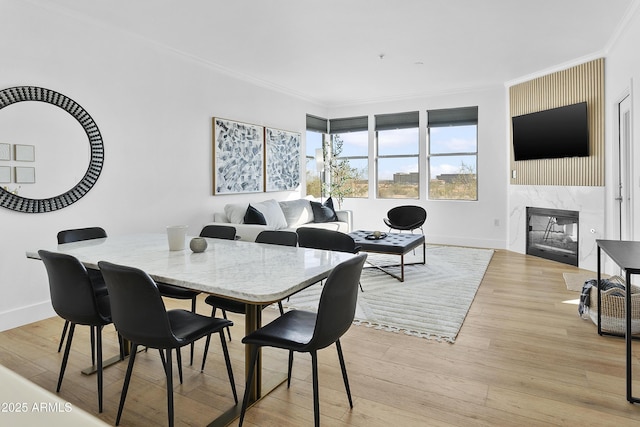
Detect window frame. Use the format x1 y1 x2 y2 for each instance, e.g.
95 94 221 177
329 130 369 199
375 111 420 199
427 107 479 201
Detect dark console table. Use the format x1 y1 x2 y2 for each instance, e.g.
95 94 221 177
597 239 640 403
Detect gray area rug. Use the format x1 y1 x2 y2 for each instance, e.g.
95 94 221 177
284 245 494 343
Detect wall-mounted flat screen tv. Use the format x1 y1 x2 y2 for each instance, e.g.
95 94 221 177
512 102 589 161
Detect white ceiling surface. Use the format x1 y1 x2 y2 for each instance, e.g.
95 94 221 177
37 0 636 106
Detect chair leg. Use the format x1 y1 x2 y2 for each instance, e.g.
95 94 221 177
96 325 104 413
287 350 294 388
239 345 260 427
211 306 232 341
116 343 138 426
190 296 196 366
57 323 75 392
57 320 69 352
278 301 284 315
219 331 237 404
200 333 211 373
176 348 183 385
90 326 96 366
159 349 167 371
165 348 175 427
336 339 353 408
311 351 320 427
222 309 232 341
118 333 125 361
160 348 183 385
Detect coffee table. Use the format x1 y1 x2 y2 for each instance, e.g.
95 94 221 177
349 230 425 282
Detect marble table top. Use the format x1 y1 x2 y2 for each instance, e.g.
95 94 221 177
27 233 355 304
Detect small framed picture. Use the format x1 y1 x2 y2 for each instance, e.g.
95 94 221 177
14 144 35 162
14 166 35 183
0 166 10 183
0 143 10 161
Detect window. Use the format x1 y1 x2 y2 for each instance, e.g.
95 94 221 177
329 116 369 201
375 111 419 199
305 115 328 198
305 130 324 198
427 107 478 200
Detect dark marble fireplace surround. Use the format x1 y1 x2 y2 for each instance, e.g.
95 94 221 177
526 207 579 266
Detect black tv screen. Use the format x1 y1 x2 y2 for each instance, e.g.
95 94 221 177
512 102 589 161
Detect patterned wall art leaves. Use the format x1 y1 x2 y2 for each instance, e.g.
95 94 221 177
213 117 264 194
265 127 300 192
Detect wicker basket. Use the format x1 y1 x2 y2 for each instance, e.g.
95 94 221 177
588 280 640 335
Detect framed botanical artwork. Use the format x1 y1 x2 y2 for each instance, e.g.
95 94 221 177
213 117 264 194
0 166 10 183
14 144 35 162
265 127 300 192
0 143 10 161
14 166 35 183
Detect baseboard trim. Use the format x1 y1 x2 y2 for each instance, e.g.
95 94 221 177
0 301 55 332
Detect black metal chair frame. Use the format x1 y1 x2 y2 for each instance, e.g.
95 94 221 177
239 254 367 427
55 227 108 365
383 205 427 234
99 260 237 427
39 249 121 413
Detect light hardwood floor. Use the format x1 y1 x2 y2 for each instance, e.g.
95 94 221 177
2 249 640 426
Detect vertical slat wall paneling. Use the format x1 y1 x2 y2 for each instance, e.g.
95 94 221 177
509 58 604 186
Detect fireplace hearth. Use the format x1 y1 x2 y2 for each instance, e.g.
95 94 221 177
526 207 579 266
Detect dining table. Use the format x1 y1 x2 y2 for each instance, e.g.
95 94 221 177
27 233 356 426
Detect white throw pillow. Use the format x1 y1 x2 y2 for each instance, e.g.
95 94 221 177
224 202 249 224
252 199 288 229
279 199 313 228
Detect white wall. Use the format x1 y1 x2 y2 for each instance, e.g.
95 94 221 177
0 0 324 330
605 4 640 239
603 4 640 274
328 88 509 249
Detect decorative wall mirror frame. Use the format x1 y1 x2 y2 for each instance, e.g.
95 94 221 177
0 86 104 213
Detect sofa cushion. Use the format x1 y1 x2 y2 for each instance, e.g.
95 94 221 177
310 197 338 222
279 198 314 228
252 199 288 229
244 204 267 225
224 202 249 224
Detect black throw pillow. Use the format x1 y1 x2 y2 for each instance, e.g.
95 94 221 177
311 197 338 223
244 204 267 225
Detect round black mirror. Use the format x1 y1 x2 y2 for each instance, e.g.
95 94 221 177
0 86 104 213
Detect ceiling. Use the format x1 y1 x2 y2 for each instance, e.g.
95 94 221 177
37 0 636 107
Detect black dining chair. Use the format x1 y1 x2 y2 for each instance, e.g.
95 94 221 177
239 253 367 427
98 260 237 427
297 227 364 291
155 224 237 365
200 224 237 240
201 229 293 346
383 205 427 234
39 249 119 413
55 227 108 360
255 230 298 247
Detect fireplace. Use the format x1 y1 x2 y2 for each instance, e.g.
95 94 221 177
526 207 579 266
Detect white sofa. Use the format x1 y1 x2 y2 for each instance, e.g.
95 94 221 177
208 198 353 242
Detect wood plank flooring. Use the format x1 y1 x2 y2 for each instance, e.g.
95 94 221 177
2 249 640 426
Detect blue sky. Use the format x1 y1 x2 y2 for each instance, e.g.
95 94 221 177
306 125 476 180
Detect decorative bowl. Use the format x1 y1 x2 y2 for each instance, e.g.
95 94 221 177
189 237 208 253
